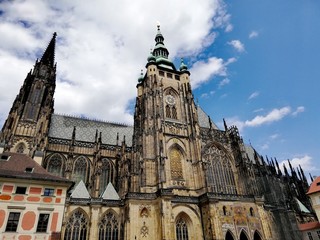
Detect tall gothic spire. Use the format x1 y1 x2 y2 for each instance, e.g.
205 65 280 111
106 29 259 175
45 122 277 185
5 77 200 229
40 32 57 67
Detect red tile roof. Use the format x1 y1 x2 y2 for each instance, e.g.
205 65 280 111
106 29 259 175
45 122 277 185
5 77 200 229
0 152 72 185
298 221 320 231
307 176 320 195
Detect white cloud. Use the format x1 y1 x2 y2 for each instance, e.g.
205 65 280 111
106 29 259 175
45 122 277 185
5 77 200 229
292 106 305 116
249 31 259 39
190 57 233 88
245 107 291 127
228 40 245 52
0 0 232 125
219 78 230 88
280 155 318 173
248 91 259 100
253 108 264 113
270 133 279 140
260 143 269 150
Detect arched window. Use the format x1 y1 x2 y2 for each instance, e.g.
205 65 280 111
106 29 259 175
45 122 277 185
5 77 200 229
176 217 189 240
100 159 114 195
172 106 177 119
73 157 89 184
203 145 237 194
47 154 64 177
98 211 119 240
249 207 254 217
223 206 227 216
64 209 88 240
169 147 183 180
15 143 26 154
166 105 171 118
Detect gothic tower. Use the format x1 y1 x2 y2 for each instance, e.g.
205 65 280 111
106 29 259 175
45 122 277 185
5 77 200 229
0 33 56 159
131 25 205 194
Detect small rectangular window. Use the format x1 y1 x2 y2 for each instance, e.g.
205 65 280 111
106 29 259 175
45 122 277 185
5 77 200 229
43 188 55 196
175 75 180 80
15 187 27 194
159 71 164 76
5 212 20 232
167 73 172 78
36 214 50 232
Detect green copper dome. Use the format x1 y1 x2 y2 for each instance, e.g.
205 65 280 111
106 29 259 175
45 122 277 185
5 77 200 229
180 58 188 71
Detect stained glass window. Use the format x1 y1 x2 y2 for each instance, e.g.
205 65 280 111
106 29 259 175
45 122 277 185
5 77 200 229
64 209 88 240
100 159 114 195
170 148 183 180
98 212 119 240
176 217 188 240
73 157 88 184
47 154 64 177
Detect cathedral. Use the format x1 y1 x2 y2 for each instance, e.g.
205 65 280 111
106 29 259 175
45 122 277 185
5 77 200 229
0 27 316 240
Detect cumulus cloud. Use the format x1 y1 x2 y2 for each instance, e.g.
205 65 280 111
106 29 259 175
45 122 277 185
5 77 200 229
0 0 232 125
245 107 291 127
249 31 259 39
228 40 245 52
248 91 259 100
292 106 305 116
190 57 235 88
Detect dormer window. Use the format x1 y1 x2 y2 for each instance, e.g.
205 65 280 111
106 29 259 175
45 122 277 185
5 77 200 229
0 155 10 161
25 167 34 173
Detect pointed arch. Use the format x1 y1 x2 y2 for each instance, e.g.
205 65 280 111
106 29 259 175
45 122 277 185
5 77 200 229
46 153 66 177
98 210 119 240
169 146 184 180
175 212 191 240
64 208 89 240
253 230 263 240
72 156 90 184
100 159 115 195
225 230 235 240
15 142 26 154
239 230 249 240
203 143 237 194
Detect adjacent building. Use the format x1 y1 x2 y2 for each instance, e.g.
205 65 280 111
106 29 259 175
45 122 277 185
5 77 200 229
0 152 73 239
0 26 316 240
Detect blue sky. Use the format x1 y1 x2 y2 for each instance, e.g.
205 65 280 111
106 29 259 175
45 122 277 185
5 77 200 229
0 0 318 178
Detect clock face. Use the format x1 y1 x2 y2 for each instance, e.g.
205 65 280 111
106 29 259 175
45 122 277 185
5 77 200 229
166 95 175 105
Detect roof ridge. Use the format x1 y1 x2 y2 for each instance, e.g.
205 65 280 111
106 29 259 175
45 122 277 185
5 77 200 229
53 113 133 127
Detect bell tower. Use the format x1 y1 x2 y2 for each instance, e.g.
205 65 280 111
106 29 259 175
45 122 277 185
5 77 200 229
131 26 205 195
1 33 57 159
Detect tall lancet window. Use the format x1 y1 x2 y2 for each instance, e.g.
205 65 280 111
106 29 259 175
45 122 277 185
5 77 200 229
100 159 114 195
98 211 119 240
73 156 89 184
170 147 183 180
203 144 237 194
47 154 64 177
175 215 190 240
64 209 88 240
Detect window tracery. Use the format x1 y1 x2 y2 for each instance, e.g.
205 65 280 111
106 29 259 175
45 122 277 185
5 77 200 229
170 148 183 180
73 156 88 184
16 143 25 154
100 159 114 195
203 145 237 194
47 154 64 177
176 217 189 240
98 211 119 240
64 209 88 240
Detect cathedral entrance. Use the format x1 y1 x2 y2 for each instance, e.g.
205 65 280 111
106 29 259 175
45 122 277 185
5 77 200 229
225 230 235 240
239 231 249 240
253 231 262 240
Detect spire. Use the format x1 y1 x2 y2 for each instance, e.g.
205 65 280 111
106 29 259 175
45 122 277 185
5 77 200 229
275 158 282 176
40 32 57 67
283 164 289 176
309 173 314 182
153 24 169 59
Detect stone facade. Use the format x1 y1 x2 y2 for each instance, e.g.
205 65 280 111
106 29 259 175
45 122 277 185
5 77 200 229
0 27 316 240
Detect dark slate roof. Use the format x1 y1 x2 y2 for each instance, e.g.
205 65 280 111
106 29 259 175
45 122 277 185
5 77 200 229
0 152 72 185
49 108 216 147
48 114 134 147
